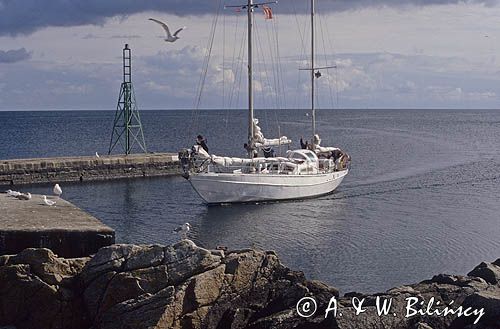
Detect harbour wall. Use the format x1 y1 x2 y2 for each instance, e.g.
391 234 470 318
0 153 180 186
0 193 115 257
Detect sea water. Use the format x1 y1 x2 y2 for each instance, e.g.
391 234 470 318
1 109 499 293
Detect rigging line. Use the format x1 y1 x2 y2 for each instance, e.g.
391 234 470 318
315 76 322 124
291 0 308 63
263 19 278 114
319 8 341 108
223 8 226 112
268 17 281 134
318 12 337 110
229 33 242 110
292 0 310 112
294 63 303 112
229 14 245 109
266 18 279 133
266 15 282 112
260 21 271 131
269 13 286 136
259 12 283 135
228 19 246 109
291 0 305 110
267 15 281 133
254 19 271 110
254 23 269 132
336 66 340 107
272 14 289 136
222 11 231 130
225 11 241 126
255 18 274 133
273 16 287 111
195 0 222 129
258 24 279 131
188 0 223 139
195 5 221 111
233 25 246 112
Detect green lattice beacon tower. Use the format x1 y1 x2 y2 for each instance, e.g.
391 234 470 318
108 44 147 155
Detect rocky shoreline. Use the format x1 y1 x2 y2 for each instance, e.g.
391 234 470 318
0 241 498 329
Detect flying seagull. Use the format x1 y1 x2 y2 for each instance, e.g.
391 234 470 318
43 195 56 206
149 18 186 43
95 152 100 158
53 184 62 198
173 222 192 240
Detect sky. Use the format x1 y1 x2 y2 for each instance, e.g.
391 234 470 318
1 0 500 110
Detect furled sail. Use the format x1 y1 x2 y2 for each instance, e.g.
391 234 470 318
252 118 291 148
310 134 341 155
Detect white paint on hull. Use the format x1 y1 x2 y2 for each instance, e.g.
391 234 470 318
189 169 348 204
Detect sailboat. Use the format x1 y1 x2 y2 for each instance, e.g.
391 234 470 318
179 0 350 204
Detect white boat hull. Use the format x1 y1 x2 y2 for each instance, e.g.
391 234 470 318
188 169 348 204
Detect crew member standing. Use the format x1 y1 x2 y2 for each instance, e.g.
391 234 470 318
196 135 209 153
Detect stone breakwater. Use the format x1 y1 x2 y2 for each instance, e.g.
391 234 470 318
0 153 180 186
0 193 114 258
0 241 498 329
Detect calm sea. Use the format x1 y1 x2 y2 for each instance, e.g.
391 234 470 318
1 109 499 293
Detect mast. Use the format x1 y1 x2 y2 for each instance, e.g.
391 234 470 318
247 0 254 158
311 0 316 140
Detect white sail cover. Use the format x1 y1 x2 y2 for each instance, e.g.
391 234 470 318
210 155 292 167
315 146 340 153
192 144 295 167
253 118 291 148
211 156 254 166
311 134 341 154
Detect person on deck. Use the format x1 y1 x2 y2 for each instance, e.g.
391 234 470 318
263 146 275 158
244 143 258 158
196 135 209 153
331 149 343 162
300 136 309 149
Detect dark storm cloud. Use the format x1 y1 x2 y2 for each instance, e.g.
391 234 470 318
0 48 31 63
0 0 496 36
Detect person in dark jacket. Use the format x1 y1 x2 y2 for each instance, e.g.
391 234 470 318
196 135 209 153
300 136 309 149
244 143 258 158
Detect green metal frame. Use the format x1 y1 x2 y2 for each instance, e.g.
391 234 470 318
108 44 147 155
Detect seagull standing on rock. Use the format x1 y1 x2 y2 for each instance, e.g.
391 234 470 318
16 192 31 200
6 189 21 197
53 184 62 198
149 18 186 43
173 223 192 240
43 195 56 206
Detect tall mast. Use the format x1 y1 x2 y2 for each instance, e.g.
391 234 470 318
311 0 316 139
247 0 254 157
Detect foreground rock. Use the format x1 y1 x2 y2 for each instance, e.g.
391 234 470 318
0 241 498 329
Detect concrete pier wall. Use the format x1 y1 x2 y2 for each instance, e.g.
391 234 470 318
0 153 180 186
0 193 115 257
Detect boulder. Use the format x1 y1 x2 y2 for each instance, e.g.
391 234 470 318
456 287 500 327
467 262 500 285
0 248 90 329
0 243 499 329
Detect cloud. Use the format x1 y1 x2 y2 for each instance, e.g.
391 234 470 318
0 48 31 63
1 42 499 109
0 0 496 36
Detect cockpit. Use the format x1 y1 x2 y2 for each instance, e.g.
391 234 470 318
287 149 318 163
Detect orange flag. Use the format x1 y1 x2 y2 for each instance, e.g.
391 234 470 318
263 5 273 19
